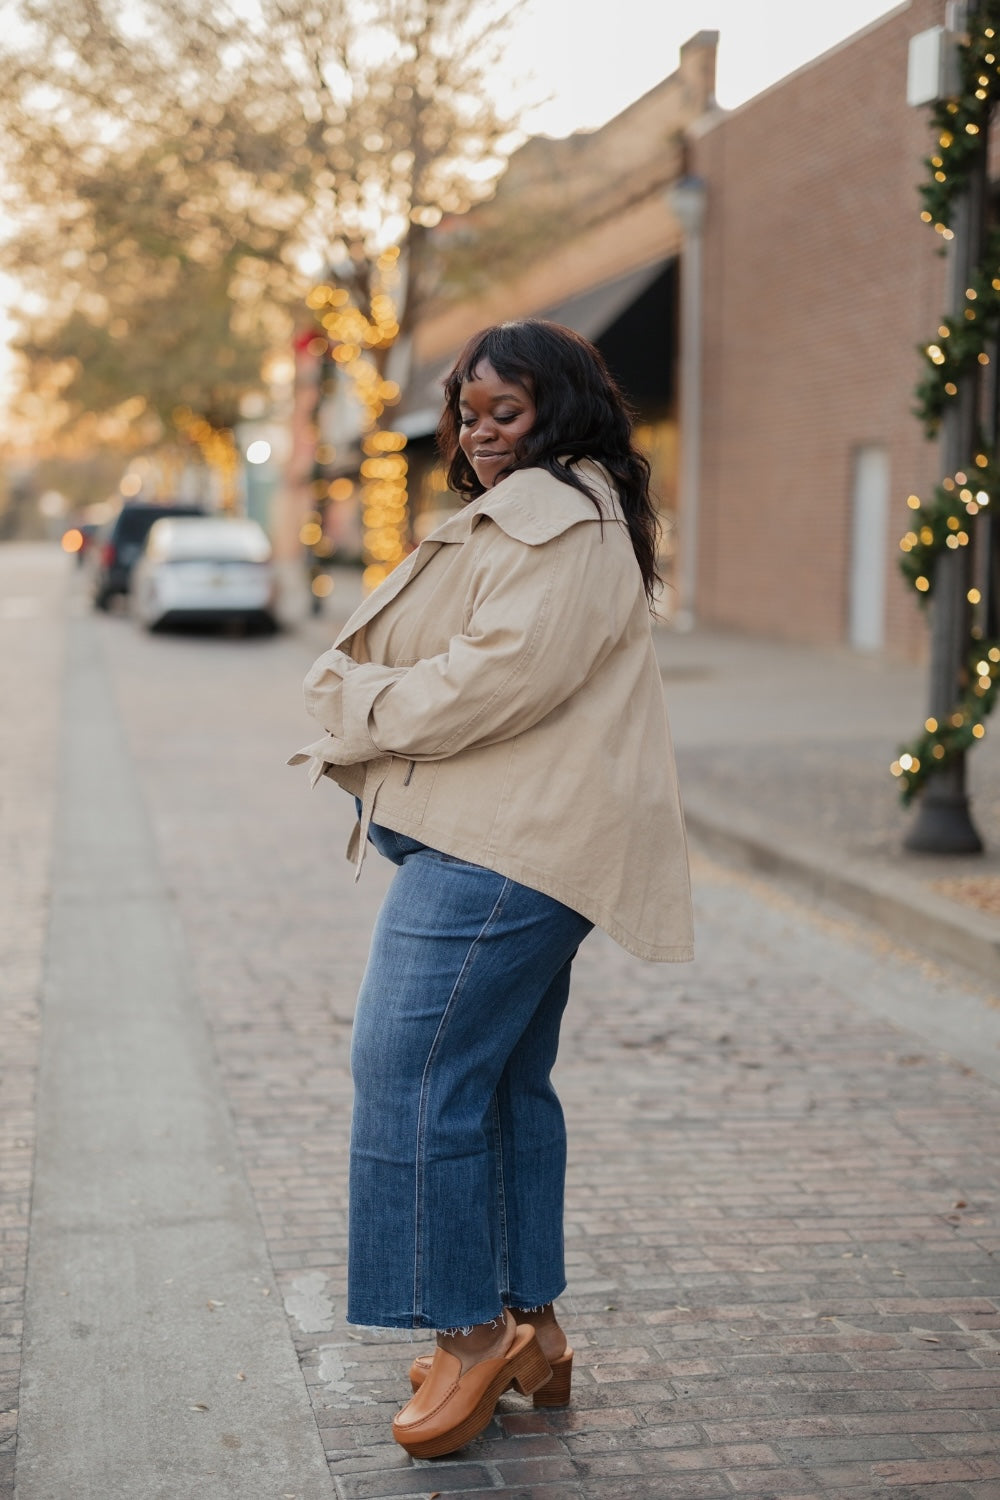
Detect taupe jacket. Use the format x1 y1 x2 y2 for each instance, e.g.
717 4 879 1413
290 463 693 962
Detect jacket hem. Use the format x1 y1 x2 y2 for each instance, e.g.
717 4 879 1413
360 810 694 965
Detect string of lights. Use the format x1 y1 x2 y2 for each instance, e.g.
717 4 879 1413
302 247 408 593
919 7 1000 230
893 4 1000 804
172 405 239 510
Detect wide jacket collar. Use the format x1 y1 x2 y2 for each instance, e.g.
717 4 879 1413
333 462 620 650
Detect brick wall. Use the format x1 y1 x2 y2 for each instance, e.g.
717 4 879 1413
691 0 950 654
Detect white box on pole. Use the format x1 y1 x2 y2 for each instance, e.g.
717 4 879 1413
907 26 960 107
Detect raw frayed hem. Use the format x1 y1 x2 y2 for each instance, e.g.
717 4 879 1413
347 1300 563 1338
344 1323 424 1344
435 1313 505 1337
436 1302 566 1335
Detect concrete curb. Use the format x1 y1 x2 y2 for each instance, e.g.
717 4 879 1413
683 793 1000 989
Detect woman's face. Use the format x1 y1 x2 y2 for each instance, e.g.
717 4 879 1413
457 360 536 489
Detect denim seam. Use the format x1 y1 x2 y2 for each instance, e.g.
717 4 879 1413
489 1092 511 1302
411 874 514 1325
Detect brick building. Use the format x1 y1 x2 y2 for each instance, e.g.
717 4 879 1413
689 0 950 653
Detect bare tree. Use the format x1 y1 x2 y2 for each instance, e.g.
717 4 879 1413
255 0 523 581
0 0 523 522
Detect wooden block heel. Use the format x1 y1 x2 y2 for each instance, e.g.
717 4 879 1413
510 1336 553 1397
532 1348 573 1407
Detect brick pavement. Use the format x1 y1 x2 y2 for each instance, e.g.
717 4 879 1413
651 628 1000 988
96 592 1000 1499
4 549 1000 1497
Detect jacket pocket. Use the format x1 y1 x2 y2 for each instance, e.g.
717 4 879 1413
380 754 438 822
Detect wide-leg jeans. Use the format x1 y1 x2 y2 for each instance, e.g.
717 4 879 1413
347 825 593 1330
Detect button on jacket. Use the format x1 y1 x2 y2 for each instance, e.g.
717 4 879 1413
289 462 694 963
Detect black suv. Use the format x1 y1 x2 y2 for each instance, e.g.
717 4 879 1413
92 501 204 609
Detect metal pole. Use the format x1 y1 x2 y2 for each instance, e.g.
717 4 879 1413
668 177 707 631
905 50 986 853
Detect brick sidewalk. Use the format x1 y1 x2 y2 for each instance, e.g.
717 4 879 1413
98 603 1000 1498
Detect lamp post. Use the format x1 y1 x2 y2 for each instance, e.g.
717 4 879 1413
668 175 708 632
905 3 986 852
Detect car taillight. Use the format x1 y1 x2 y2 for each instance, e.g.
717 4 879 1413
101 541 117 568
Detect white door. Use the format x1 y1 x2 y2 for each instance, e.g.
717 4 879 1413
848 446 890 651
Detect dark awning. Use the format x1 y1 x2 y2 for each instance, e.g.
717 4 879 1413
396 257 675 439
540 259 671 341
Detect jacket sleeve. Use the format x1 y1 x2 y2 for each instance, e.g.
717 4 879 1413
300 520 638 766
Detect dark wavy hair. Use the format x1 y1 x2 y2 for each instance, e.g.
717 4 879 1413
436 319 661 605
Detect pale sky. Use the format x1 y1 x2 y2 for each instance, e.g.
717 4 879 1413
508 0 902 135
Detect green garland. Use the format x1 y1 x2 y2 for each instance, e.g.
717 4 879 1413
891 643 1000 799
894 5 1000 805
913 242 1000 435
898 455 999 596
918 10 1000 228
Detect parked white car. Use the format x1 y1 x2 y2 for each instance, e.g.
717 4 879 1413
131 516 277 631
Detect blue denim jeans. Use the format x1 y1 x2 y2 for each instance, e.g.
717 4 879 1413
347 821 593 1330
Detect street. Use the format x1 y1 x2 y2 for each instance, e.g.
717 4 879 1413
3 544 1000 1499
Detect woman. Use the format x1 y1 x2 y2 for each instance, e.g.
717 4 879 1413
290 320 693 1459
